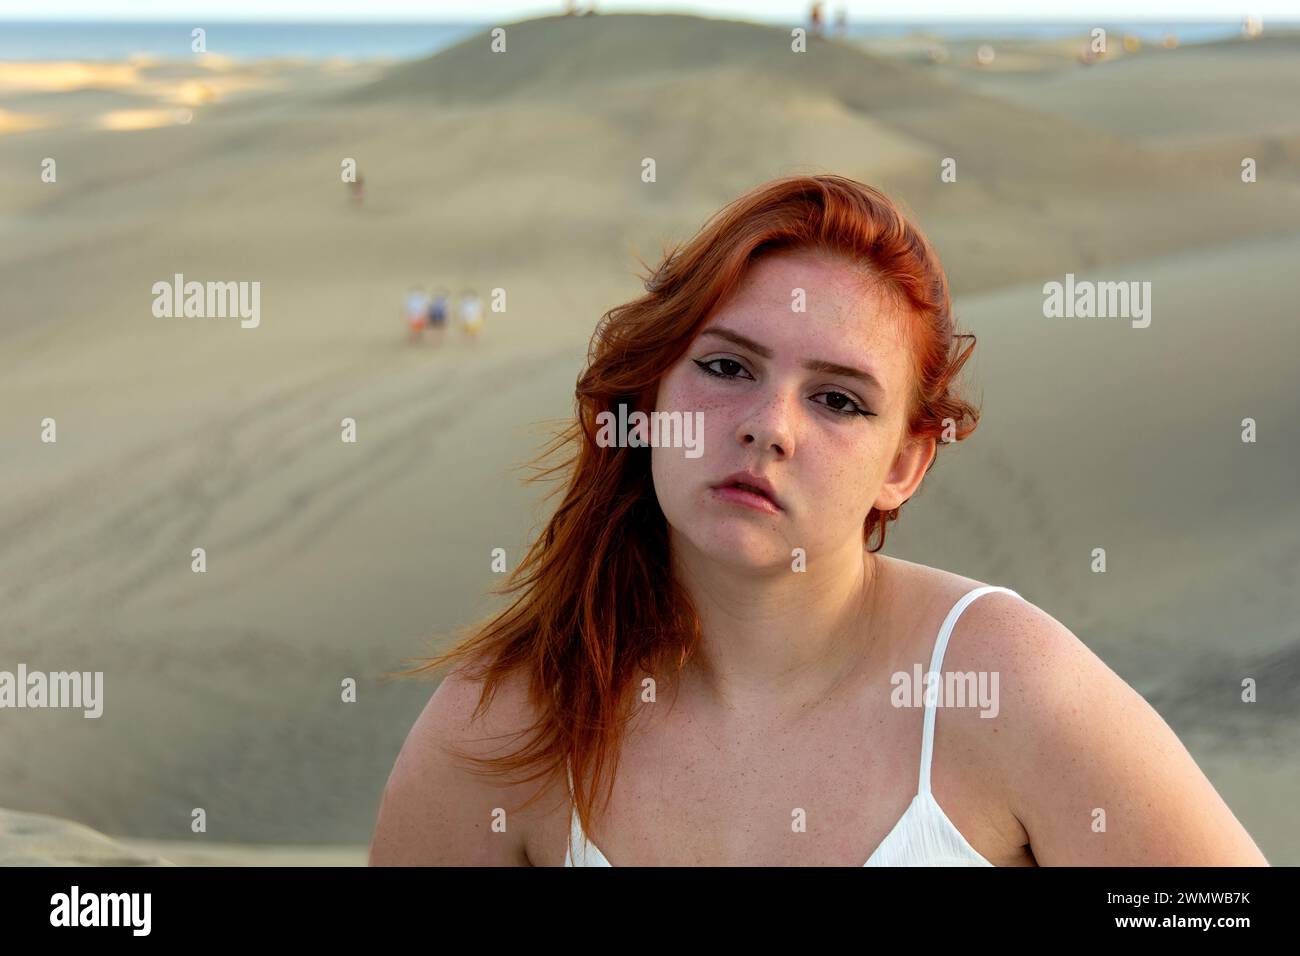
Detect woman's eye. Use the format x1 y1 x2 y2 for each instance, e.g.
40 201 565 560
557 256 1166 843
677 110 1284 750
813 390 873 418
693 358 751 380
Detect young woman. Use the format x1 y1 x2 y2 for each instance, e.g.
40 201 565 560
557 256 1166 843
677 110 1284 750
370 174 1268 867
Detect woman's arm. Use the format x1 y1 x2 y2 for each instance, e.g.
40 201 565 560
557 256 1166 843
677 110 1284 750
369 667 534 866
984 602 1269 866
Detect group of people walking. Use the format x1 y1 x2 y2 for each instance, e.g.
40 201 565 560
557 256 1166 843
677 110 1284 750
404 287 484 345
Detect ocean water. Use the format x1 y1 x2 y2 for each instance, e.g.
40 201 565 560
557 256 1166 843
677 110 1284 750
0 18 1283 62
0 21 481 61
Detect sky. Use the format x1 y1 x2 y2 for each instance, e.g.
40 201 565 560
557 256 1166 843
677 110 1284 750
0 1 1293 21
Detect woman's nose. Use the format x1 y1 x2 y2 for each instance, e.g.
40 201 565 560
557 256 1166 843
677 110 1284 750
735 388 796 459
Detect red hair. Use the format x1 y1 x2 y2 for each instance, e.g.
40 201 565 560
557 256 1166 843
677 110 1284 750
391 174 980 846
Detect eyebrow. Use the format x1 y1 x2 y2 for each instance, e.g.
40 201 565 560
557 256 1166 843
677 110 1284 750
698 327 887 394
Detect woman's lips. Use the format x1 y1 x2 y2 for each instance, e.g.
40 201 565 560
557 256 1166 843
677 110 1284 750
710 484 782 515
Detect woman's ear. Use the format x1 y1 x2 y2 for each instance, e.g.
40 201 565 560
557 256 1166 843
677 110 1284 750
873 434 936 513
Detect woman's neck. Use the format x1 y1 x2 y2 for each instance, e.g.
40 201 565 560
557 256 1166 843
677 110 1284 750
670 541 887 726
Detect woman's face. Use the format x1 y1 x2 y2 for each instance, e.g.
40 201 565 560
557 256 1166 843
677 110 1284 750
650 249 936 570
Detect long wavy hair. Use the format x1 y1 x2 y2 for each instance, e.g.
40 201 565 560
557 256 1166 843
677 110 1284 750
390 174 980 850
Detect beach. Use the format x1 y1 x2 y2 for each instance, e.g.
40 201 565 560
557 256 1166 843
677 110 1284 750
1 13 1298 865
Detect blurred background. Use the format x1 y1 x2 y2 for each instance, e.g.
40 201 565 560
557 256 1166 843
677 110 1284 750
1 1 1298 864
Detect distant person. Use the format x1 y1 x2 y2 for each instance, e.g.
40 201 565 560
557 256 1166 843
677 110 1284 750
809 1 824 38
426 287 450 346
834 5 847 39
403 286 428 343
458 289 484 344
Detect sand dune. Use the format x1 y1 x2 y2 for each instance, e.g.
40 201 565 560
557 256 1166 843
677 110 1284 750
1 13 1297 863
347 13 944 106
0 807 365 865
0 807 173 866
952 32 1300 148
0 56 380 137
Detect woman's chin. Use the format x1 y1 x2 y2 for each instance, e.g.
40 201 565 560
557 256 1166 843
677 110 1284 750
677 520 792 571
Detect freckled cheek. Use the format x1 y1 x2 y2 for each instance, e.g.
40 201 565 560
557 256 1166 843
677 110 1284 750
804 435 881 515
660 372 724 411
659 376 734 443
647 391 734 516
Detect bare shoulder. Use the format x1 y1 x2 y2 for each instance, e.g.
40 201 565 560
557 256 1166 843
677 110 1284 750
924 569 1269 866
368 661 551 866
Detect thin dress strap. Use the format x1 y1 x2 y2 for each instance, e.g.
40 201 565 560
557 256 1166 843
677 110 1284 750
917 585 1023 796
